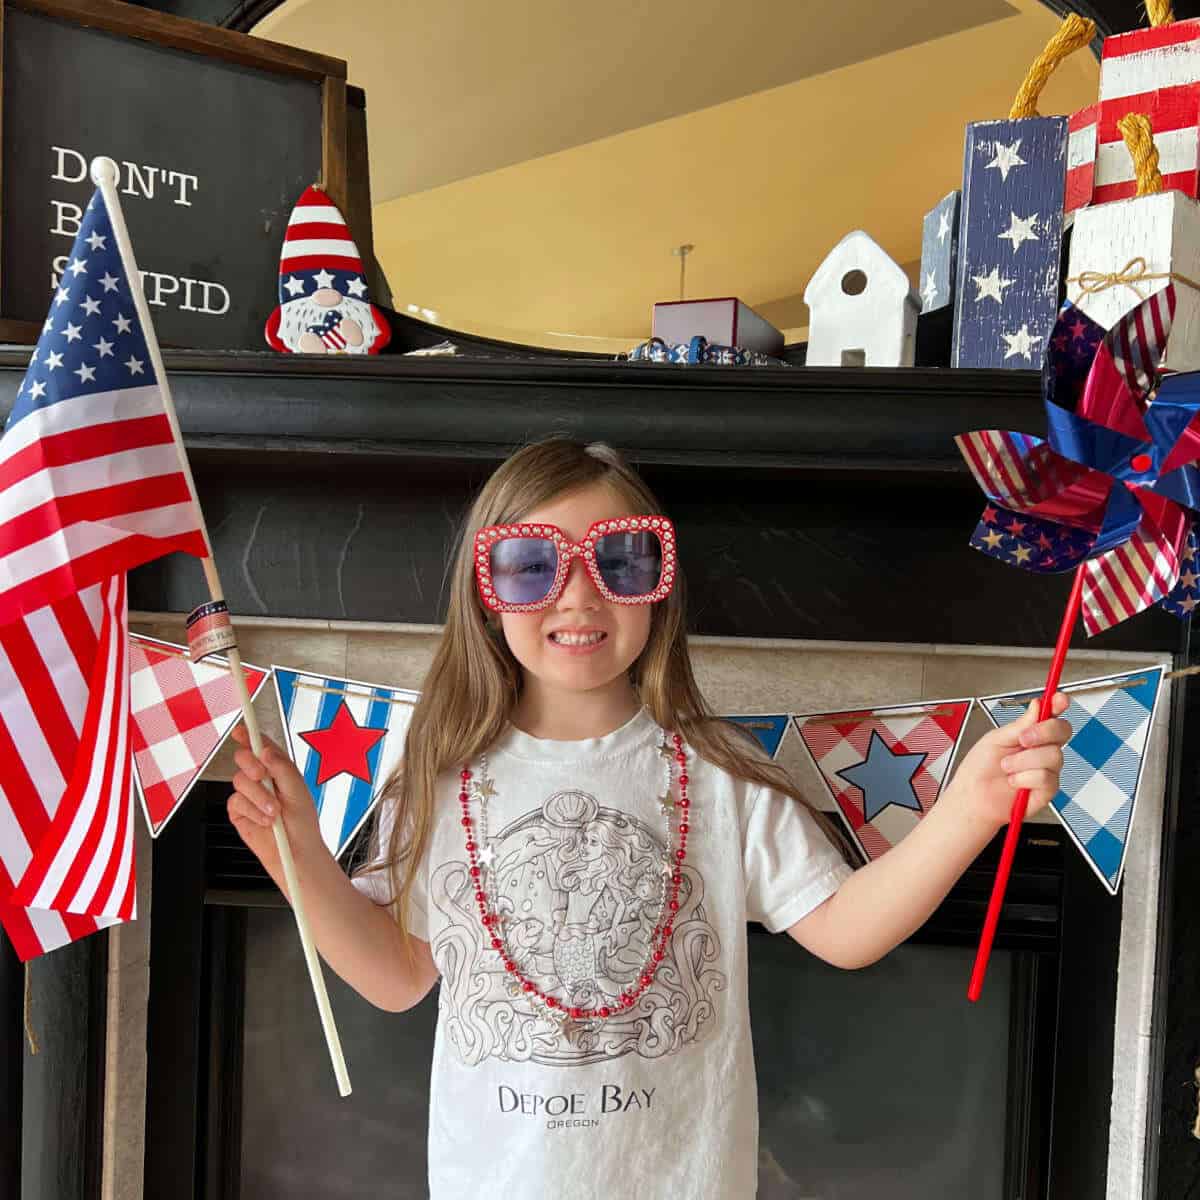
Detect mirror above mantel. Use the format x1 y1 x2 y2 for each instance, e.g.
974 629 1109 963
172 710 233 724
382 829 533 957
253 0 1099 354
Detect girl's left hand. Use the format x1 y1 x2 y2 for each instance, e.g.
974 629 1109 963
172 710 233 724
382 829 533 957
945 693 1072 830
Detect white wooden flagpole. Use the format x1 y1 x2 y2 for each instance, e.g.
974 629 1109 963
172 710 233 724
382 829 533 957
89 157 351 1096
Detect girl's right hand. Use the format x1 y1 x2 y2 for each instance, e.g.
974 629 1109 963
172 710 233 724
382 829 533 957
227 724 326 884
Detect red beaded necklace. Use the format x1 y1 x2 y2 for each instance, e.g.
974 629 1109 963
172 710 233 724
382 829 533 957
459 730 690 1026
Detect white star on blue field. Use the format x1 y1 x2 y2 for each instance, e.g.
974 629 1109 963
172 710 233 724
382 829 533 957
835 731 927 821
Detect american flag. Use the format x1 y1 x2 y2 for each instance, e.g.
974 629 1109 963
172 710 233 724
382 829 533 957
0 188 206 960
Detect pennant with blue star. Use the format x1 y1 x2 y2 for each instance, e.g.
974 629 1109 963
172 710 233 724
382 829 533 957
794 699 973 863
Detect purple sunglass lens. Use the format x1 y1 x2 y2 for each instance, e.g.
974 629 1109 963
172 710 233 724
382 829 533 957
594 530 663 597
489 537 558 604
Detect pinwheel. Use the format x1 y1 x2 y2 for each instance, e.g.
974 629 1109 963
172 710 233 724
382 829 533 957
955 285 1200 1000
958 286 1200 636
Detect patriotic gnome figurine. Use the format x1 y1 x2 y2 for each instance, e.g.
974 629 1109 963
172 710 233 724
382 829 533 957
264 185 391 355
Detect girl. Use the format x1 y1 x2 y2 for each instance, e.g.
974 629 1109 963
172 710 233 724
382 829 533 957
227 436 1070 1199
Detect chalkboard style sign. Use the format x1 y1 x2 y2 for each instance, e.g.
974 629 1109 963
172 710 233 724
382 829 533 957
0 0 352 350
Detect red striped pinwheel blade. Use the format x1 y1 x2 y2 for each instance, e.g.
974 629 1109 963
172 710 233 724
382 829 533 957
956 430 1112 531
1081 496 1191 635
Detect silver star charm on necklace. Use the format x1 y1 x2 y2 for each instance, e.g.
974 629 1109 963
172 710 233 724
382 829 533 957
472 776 497 801
660 857 674 877
658 739 676 761
478 844 496 867
659 794 675 815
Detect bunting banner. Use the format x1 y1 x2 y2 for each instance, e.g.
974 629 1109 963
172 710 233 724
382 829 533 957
273 667 419 860
129 635 270 838
977 667 1165 894
722 714 791 758
793 699 974 862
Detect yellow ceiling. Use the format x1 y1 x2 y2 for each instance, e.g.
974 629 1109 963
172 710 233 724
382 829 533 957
256 0 1099 352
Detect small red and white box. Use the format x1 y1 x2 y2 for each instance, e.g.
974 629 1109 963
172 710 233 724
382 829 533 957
1073 20 1200 211
651 297 784 356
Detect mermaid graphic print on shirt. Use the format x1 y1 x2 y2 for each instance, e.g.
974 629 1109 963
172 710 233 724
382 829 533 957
429 785 725 1068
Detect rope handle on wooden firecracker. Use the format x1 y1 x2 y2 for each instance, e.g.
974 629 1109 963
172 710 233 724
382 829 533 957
1146 0 1173 27
1009 13 1096 119
1118 112 1165 197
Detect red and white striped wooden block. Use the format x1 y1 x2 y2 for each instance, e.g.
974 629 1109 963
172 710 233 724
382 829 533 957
1066 104 1099 214
1064 20 1200 213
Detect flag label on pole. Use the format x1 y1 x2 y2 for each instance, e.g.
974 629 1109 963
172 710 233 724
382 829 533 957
186 599 236 661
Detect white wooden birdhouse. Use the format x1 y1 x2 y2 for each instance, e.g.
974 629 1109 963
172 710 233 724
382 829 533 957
1067 190 1200 371
803 231 920 367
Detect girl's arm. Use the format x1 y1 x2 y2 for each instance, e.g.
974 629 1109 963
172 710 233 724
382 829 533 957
227 725 439 1012
787 695 1071 970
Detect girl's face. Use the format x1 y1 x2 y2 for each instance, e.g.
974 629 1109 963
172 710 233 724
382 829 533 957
495 481 654 705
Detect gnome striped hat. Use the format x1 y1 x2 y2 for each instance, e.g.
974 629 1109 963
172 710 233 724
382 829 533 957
264 185 390 353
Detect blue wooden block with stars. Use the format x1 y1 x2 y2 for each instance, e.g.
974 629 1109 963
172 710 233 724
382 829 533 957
951 117 1068 370
919 190 960 315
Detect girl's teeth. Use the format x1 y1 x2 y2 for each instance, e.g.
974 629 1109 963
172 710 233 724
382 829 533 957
551 632 605 645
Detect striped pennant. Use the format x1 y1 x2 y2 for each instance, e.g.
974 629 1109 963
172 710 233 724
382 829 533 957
273 667 418 861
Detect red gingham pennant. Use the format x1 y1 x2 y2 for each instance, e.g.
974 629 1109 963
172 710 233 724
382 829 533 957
793 700 973 862
129 635 269 837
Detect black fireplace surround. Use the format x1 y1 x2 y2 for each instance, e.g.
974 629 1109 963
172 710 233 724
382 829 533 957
2 345 1198 1198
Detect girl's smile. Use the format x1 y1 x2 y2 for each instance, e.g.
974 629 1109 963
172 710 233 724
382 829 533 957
546 625 609 653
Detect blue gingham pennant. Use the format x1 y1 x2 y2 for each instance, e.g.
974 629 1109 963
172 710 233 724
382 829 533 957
977 666 1165 894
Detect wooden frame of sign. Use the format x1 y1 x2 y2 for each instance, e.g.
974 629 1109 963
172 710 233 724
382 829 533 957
0 0 351 347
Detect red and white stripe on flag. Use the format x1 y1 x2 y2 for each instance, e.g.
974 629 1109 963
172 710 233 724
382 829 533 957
0 185 208 959
130 635 269 838
0 382 207 626
0 576 133 960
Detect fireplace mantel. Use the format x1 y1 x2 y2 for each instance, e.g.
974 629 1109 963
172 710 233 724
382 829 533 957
2 348 1045 473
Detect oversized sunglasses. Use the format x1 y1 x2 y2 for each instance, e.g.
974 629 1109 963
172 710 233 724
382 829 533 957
474 515 677 612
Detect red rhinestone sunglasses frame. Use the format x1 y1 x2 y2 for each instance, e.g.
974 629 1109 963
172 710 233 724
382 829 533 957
474 515 677 613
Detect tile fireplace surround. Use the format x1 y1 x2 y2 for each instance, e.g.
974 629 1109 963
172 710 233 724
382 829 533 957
77 614 1171 1200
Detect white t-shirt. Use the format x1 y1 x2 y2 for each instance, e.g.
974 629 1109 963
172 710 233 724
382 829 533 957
352 705 853 1199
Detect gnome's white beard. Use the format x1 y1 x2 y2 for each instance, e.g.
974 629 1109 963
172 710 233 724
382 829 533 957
277 295 380 353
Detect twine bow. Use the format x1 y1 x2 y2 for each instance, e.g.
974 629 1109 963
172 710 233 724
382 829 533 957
1068 258 1200 302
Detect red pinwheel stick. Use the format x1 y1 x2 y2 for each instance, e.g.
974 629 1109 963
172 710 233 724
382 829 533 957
967 563 1086 1003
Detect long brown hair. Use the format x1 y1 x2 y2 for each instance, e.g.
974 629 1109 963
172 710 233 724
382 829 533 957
355 435 851 950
